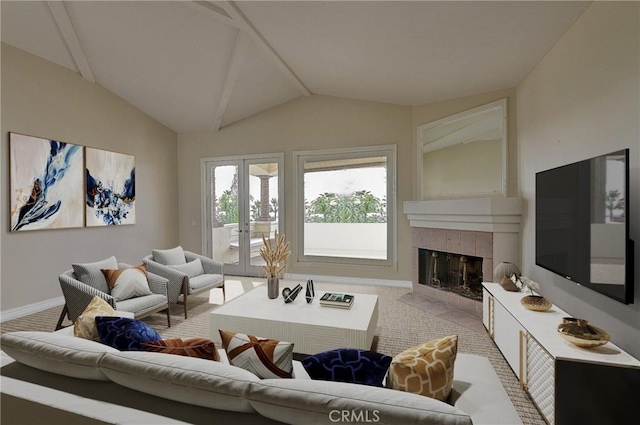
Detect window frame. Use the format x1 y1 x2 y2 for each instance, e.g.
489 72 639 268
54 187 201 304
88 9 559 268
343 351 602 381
293 145 397 269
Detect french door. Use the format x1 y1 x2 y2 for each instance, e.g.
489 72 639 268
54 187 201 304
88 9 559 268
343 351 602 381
203 154 284 277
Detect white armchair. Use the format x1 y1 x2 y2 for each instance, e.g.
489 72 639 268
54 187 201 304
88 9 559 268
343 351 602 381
143 246 225 319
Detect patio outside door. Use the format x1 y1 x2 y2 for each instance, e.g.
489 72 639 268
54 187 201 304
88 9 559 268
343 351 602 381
203 154 283 277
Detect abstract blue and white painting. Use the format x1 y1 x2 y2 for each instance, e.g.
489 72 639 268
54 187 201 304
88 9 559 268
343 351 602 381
10 133 84 232
85 148 136 226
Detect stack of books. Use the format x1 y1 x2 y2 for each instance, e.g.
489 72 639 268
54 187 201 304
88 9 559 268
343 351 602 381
319 292 354 309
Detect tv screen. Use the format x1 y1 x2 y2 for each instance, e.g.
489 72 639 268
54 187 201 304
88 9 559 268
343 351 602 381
536 149 634 304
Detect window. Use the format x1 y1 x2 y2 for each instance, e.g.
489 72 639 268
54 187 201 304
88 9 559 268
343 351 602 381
294 145 396 267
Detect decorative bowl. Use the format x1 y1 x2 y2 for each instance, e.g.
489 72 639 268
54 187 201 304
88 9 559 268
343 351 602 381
557 317 610 348
520 295 552 312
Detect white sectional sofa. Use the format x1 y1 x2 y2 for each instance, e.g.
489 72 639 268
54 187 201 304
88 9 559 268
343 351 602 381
0 329 522 425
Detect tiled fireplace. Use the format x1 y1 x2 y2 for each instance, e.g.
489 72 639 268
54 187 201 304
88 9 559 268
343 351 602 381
404 198 523 316
418 247 485 301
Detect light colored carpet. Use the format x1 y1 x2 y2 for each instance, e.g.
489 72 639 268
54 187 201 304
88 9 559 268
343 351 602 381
1 276 544 425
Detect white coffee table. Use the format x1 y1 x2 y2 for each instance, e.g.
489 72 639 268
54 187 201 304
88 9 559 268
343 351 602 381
210 285 379 354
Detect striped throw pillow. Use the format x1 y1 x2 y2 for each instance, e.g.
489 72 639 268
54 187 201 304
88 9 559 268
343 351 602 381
141 338 220 361
387 335 458 401
219 330 293 379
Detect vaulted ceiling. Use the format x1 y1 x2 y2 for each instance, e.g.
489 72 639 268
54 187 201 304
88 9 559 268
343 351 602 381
1 1 591 133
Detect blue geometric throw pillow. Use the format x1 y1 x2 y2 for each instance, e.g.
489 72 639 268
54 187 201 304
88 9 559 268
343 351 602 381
302 348 392 387
95 316 162 351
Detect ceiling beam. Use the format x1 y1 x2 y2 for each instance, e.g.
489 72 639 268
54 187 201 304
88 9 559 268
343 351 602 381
47 1 95 83
184 1 243 30
211 31 250 132
220 1 311 97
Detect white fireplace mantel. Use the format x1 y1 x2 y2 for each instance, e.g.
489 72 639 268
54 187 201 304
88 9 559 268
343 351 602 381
406 198 524 303
403 197 523 233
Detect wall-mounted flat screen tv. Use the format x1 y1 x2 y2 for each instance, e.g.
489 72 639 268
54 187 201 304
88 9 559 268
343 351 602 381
536 149 634 304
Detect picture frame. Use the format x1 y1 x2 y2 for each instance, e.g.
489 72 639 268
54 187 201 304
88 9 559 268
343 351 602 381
85 147 136 226
9 132 84 232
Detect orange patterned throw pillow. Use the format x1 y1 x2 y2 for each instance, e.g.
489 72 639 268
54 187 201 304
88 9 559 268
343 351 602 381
387 335 458 401
219 330 293 378
141 338 220 361
101 264 152 301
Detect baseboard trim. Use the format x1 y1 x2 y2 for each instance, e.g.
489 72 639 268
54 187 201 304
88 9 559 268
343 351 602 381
284 273 411 288
0 296 65 323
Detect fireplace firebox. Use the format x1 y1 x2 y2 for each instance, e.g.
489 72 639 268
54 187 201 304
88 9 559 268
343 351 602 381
418 248 483 301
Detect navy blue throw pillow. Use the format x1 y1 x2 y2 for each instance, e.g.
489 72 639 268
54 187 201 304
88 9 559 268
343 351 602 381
95 316 162 351
302 348 392 387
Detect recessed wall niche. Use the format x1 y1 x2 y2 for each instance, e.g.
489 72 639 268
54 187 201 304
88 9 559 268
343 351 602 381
417 99 508 199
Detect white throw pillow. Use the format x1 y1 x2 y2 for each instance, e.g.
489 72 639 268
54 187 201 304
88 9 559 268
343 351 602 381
219 330 293 379
169 258 204 278
217 349 310 379
101 264 152 301
152 246 186 266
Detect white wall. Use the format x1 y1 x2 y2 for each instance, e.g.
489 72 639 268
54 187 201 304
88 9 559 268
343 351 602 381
304 223 387 259
517 3 640 357
1 44 179 313
422 139 502 198
178 95 413 281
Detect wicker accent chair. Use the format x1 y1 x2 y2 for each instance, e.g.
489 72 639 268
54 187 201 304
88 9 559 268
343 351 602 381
143 247 225 319
56 262 170 330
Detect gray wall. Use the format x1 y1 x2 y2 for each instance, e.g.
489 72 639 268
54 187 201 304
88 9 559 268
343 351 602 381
518 2 640 357
1 44 179 312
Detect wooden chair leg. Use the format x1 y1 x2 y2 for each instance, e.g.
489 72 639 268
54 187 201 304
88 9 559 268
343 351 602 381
55 305 69 331
221 282 226 303
166 306 171 328
183 279 189 319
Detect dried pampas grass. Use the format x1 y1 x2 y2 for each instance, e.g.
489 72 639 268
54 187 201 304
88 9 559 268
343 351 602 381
260 231 291 278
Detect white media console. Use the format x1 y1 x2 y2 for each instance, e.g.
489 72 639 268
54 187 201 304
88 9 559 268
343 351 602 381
482 282 640 425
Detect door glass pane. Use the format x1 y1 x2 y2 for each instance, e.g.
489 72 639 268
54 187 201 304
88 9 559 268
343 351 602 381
211 165 239 266
249 163 279 267
303 157 387 259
